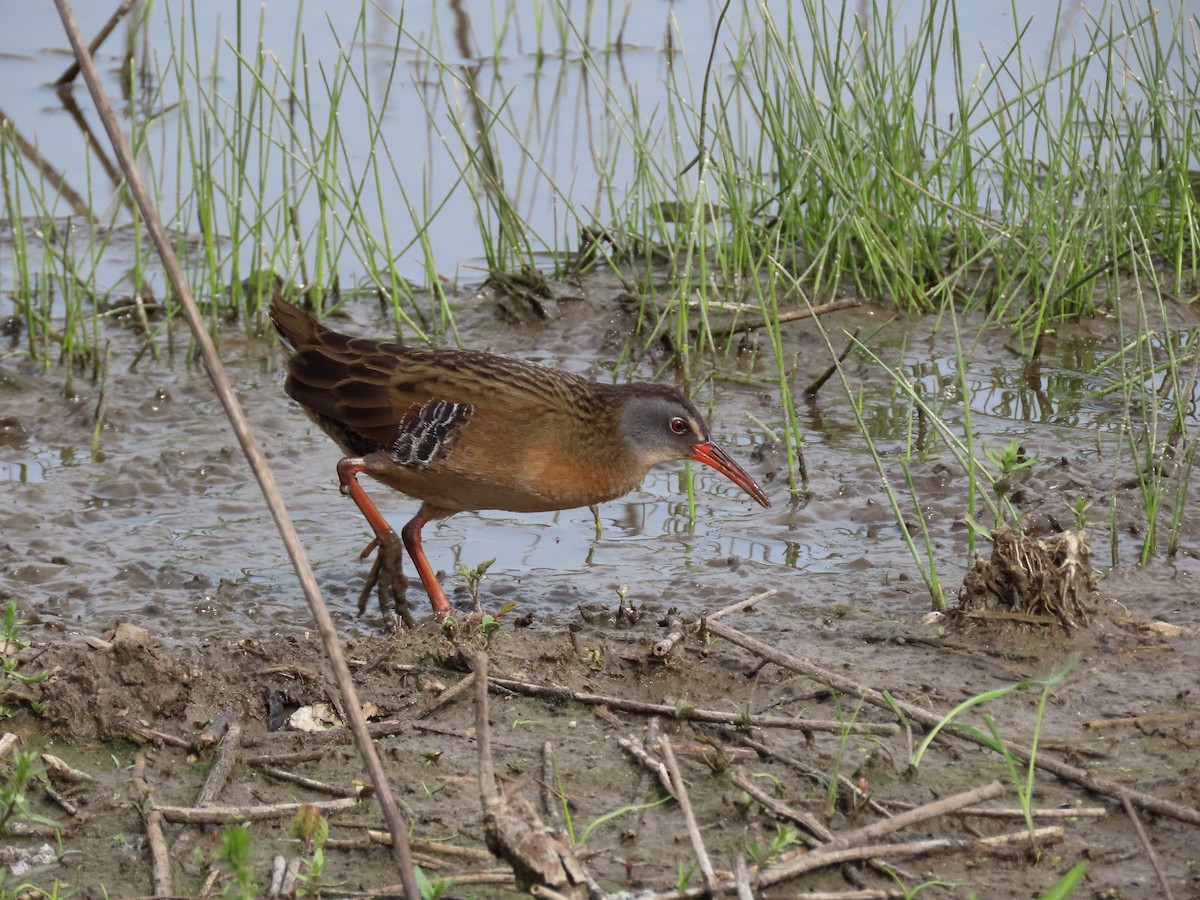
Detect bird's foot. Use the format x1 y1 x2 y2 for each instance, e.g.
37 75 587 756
357 531 416 629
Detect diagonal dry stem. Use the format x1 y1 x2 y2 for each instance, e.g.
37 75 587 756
707 619 1200 827
658 735 718 894
51 3 418 893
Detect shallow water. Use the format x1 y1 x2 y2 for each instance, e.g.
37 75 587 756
2 0 1192 292
4 291 1200 899
2 6 1199 898
4 283 1199 642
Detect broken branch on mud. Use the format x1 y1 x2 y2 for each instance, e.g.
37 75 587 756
819 781 1003 853
359 831 496 861
1123 794 1176 900
51 3 419 886
257 764 366 798
541 741 563 825
757 826 1064 891
709 298 862 340
133 753 172 898
196 718 241 807
635 824 1063 899
650 610 686 657
117 717 195 749
730 770 831 844
615 734 675 798
243 747 329 766
885 799 1107 819
707 618 1200 827
653 589 779 657
412 669 477 719
155 796 359 824
485 674 899 735
659 734 719 894
705 589 778 623
474 651 597 897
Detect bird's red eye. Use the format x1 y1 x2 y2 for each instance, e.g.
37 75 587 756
670 417 688 434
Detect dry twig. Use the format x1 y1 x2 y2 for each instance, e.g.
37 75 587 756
475 652 595 897
542 741 562 825
486 674 897 735
733 855 753 900
1083 712 1197 730
616 735 675 798
731 770 831 844
707 619 1200 826
805 325 862 398
156 797 358 824
820 782 1003 853
257 765 363 798
41 753 94 784
243 748 328 767
197 719 241 807
1122 794 1175 900
651 611 687 658
50 3 418 892
54 0 133 85
659 735 718 893
117 718 193 749
653 589 779 657
411 670 476 719
711 298 862 340
0 733 19 757
885 799 1107 819
730 731 888 817
42 784 77 817
133 754 171 897
759 827 1063 890
705 589 778 624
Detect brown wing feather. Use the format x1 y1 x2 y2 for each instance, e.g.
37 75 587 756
269 297 660 512
269 297 606 463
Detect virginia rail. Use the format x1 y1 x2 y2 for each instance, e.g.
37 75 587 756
269 296 770 623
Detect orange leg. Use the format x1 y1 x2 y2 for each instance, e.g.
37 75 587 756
337 457 414 626
337 457 395 539
401 513 452 617
337 457 450 620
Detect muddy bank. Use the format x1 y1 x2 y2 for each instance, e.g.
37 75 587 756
2 289 1200 897
5 289 1200 644
3 573 1198 897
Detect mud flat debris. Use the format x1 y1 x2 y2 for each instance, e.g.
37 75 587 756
474 651 598 899
956 524 1095 630
3 590 1197 896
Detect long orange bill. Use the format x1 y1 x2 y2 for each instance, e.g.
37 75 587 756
690 441 771 508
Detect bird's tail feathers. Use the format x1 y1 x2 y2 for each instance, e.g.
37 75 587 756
268 296 326 351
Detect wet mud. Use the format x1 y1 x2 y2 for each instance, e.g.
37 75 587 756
2 283 1200 897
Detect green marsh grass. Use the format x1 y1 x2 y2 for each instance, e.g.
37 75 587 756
3 1 1196 348
0 604 56 852
1039 861 1088 900
910 657 1075 767
782 254 1018 608
412 866 452 900
908 658 1076 850
744 824 800 869
753 274 810 496
549 749 668 848
212 823 258 898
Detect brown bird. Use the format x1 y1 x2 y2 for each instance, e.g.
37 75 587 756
269 296 770 624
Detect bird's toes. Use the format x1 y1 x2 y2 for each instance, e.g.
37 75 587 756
356 532 414 628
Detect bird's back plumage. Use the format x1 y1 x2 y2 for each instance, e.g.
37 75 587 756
269 297 649 512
